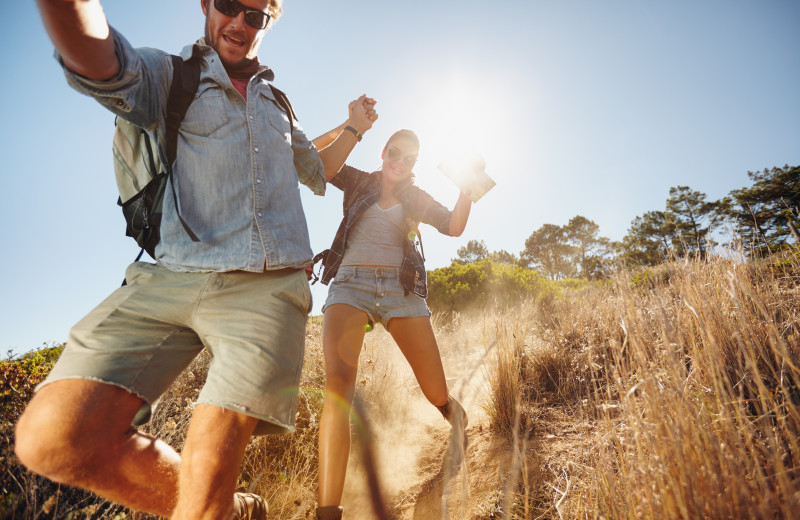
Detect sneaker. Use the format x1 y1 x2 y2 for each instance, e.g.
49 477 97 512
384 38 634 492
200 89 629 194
440 397 468 471
437 396 468 430
233 492 268 520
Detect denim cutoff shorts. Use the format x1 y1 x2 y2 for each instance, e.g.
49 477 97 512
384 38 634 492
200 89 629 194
37 262 311 436
322 266 430 328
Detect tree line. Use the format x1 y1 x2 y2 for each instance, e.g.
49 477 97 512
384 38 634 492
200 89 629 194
453 164 799 280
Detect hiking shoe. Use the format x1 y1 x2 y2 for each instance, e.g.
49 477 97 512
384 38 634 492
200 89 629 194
233 492 268 520
439 396 468 471
436 396 468 430
316 505 344 520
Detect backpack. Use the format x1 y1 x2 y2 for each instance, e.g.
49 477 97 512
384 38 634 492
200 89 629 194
112 54 298 261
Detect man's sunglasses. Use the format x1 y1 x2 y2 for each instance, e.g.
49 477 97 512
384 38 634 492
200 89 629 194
214 0 271 30
385 147 418 167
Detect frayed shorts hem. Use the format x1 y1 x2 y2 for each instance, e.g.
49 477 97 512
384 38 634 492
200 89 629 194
322 266 430 328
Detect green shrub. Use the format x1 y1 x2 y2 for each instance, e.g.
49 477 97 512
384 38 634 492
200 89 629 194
1 344 64 423
427 259 549 314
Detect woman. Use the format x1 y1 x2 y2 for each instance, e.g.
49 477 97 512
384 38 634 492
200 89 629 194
314 128 478 520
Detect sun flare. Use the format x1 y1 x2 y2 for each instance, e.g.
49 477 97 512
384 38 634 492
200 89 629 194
411 79 505 197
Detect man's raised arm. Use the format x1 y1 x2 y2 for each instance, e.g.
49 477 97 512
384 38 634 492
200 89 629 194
36 0 119 80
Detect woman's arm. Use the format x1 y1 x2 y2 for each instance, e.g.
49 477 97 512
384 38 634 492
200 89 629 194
317 95 377 182
311 121 347 150
448 191 472 237
447 153 485 235
311 98 368 149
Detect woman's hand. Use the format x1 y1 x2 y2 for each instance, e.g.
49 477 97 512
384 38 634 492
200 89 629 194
347 94 378 135
317 94 379 181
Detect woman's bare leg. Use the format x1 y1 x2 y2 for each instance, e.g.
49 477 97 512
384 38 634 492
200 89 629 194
388 316 468 472
387 316 450 408
318 304 370 507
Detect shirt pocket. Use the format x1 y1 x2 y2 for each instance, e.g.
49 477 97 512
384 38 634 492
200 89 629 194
180 83 230 137
260 90 291 142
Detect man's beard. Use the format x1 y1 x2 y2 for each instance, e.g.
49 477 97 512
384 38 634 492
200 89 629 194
203 16 255 71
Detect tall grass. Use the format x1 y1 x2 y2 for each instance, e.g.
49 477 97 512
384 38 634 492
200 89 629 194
4 254 799 518
484 254 800 519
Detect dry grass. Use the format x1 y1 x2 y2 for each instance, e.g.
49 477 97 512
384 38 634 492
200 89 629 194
481 254 800 519
4 254 800 519
578 257 800 519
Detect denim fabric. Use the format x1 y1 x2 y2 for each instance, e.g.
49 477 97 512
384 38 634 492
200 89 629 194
322 266 430 328
60 28 325 272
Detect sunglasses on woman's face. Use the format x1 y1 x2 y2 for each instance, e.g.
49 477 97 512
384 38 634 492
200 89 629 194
385 147 418 167
214 0 271 30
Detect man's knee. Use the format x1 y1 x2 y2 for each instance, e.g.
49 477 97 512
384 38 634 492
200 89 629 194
15 395 80 478
14 380 142 479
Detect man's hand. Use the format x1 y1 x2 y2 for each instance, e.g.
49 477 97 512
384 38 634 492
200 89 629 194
347 94 378 135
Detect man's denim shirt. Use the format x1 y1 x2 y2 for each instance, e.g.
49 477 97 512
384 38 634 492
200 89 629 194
60 29 326 272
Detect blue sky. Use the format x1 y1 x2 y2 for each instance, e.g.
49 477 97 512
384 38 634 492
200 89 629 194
1 1 798 353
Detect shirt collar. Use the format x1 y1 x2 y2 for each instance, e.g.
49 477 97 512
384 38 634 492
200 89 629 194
180 38 275 81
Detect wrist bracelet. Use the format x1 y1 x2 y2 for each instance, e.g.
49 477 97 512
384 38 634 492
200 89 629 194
344 125 363 142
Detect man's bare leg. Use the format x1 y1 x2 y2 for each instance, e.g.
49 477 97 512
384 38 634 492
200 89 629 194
15 379 180 516
171 404 258 520
17 381 262 519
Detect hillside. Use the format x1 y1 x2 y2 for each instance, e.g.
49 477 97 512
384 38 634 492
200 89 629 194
3 254 800 519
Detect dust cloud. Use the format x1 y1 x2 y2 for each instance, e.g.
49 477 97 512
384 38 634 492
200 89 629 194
338 312 493 519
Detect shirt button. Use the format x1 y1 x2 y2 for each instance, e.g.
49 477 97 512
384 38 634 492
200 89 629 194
254 147 259 152
256 179 261 184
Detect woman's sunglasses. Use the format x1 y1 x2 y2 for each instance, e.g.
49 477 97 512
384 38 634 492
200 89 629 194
214 0 271 30
385 147 418 167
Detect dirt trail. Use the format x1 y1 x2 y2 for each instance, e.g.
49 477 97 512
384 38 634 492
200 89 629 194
385 406 594 520
392 424 512 519
327 319 591 519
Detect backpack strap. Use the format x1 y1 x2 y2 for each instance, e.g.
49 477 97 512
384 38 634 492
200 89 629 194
269 84 296 135
166 54 201 165
164 54 201 242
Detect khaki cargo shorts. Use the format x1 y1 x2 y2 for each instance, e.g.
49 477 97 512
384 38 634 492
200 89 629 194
38 262 312 435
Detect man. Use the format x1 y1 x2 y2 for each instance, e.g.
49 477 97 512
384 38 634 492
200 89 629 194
15 1 376 518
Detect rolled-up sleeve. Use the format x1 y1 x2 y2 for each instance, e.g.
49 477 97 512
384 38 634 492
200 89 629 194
329 165 363 192
412 187 452 236
291 121 326 196
57 26 169 130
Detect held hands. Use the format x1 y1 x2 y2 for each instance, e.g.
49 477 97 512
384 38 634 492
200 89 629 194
347 94 378 135
314 95 378 178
